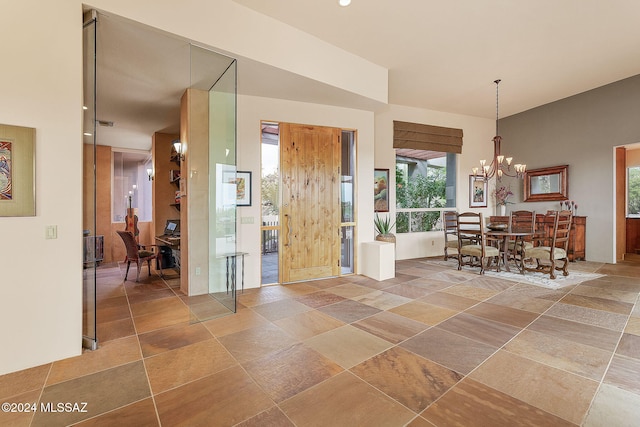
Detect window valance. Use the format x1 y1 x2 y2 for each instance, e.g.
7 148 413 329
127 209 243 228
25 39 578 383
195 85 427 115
393 120 463 154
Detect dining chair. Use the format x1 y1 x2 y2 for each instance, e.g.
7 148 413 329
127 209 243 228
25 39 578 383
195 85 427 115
456 212 500 274
522 210 572 279
443 211 459 261
117 230 162 282
509 210 536 249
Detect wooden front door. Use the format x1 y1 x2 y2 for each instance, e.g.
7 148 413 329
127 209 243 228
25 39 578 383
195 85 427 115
280 123 341 283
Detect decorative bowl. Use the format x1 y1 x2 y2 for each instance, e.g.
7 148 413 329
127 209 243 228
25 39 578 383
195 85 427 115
487 223 508 231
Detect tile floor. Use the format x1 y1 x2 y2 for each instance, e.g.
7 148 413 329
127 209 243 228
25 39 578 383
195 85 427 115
1 258 639 426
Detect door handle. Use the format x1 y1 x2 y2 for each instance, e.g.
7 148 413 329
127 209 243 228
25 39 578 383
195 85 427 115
284 214 291 247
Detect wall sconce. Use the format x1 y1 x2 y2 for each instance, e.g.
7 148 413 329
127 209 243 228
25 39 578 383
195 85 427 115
146 168 154 181
173 139 185 161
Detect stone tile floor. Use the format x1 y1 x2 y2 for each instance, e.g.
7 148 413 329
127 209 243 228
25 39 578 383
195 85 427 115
1 258 639 426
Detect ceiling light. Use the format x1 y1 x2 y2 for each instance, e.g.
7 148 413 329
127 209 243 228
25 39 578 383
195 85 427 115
473 80 526 181
339 0 351 6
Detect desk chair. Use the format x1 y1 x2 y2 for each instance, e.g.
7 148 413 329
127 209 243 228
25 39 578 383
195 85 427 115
117 230 161 282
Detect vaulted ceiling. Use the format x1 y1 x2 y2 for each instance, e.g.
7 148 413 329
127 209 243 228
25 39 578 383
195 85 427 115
91 1 640 150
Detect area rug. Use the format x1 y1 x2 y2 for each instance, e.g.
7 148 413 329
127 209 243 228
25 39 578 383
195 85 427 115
423 259 604 290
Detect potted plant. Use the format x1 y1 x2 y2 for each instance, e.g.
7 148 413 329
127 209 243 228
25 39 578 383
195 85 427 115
374 213 396 244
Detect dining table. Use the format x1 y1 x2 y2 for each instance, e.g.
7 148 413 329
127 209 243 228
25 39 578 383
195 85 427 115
484 227 538 273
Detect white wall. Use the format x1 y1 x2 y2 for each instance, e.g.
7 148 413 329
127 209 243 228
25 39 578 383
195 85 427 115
0 0 84 376
236 95 375 286
374 105 495 260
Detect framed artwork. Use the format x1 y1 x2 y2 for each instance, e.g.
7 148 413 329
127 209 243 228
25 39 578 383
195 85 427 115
235 171 252 206
469 175 488 208
0 124 35 216
374 168 389 212
222 170 251 206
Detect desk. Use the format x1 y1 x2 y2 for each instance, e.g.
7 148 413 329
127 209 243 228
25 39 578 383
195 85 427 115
485 229 537 273
155 236 180 271
217 252 248 294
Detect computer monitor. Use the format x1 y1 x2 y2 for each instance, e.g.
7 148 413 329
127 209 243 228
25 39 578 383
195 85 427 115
163 219 180 236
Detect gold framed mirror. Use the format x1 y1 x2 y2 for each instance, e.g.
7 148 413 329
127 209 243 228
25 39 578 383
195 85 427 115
523 165 568 202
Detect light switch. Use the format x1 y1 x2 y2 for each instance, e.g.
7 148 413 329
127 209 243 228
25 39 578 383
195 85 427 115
46 225 57 239
241 216 254 224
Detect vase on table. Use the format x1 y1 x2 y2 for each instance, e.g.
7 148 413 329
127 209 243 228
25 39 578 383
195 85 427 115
499 204 506 216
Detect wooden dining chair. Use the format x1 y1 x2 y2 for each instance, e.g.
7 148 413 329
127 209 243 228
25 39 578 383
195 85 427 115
456 212 500 274
443 211 459 261
117 230 162 282
509 210 536 249
523 210 572 279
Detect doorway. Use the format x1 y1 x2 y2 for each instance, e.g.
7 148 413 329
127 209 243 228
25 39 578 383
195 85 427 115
261 122 356 284
280 123 342 282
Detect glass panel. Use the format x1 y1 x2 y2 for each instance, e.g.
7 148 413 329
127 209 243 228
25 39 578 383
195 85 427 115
629 166 640 216
261 122 279 284
340 130 356 275
204 49 238 313
341 131 355 223
341 226 354 274
112 150 152 222
410 211 441 232
261 229 279 284
82 14 97 350
396 211 409 233
179 44 238 321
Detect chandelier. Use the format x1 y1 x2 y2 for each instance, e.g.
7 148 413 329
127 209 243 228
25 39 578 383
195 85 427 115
473 79 526 181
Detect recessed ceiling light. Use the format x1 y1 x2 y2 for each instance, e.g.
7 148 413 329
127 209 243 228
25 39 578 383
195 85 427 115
339 0 351 6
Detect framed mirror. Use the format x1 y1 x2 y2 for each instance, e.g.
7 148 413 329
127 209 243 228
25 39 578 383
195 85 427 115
524 165 568 202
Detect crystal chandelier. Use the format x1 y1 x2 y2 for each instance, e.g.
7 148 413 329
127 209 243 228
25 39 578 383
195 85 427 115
473 79 526 181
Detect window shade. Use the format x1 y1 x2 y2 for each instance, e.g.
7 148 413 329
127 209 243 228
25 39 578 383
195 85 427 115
393 120 463 154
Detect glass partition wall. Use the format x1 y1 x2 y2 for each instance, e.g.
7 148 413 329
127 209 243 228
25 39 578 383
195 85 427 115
82 10 239 346
82 12 98 350
186 45 238 319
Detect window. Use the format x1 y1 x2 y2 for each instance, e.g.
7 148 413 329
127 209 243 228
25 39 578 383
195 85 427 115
112 150 152 222
628 166 640 217
395 149 456 233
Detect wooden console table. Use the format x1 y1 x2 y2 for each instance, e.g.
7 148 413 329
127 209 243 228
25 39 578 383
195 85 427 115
535 214 586 261
490 214 586 261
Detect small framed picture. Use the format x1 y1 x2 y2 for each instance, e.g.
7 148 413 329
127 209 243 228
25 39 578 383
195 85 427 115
235 171 252 206
469 175 488 208
374 168 389 212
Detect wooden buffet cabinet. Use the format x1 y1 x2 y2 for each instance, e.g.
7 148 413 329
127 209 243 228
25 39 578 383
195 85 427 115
536 214 586 261
490 214 586 261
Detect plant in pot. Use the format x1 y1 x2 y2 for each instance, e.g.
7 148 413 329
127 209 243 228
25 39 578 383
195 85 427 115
374 213 396 244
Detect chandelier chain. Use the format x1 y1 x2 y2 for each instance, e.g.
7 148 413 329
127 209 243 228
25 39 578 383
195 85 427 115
495 79 500 136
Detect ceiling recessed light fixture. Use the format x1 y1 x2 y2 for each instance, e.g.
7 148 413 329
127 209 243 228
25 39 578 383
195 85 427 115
339 0 351 6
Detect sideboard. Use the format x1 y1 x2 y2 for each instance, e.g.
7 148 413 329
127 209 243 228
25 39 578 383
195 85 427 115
489 214 586 261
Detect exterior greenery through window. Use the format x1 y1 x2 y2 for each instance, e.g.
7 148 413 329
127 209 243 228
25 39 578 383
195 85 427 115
396 149 456 233
629 166 640 216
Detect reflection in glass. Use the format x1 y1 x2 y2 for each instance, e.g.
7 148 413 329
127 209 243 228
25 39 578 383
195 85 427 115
531 174 560 194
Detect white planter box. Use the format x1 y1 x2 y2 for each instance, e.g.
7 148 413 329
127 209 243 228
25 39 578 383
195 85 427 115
361 241 395 281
